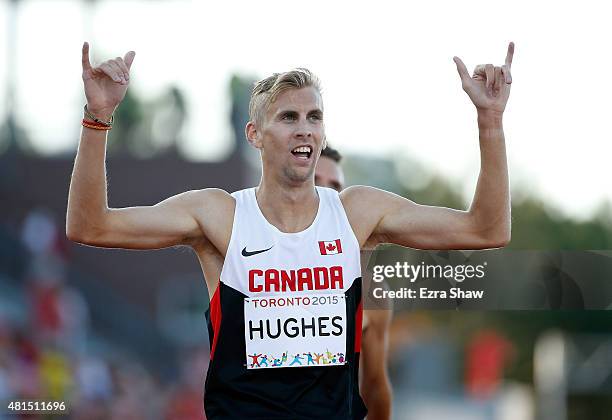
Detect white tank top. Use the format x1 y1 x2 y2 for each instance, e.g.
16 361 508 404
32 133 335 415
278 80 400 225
204 186 367 419
221 186 361 297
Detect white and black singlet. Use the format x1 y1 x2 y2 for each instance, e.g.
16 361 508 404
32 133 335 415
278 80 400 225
204 186 367 419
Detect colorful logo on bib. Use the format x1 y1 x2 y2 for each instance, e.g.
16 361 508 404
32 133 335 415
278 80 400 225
248 349 346 368
244 294 347 370
319 239 342 255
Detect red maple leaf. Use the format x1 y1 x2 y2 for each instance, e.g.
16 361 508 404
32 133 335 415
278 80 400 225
326 243 336 252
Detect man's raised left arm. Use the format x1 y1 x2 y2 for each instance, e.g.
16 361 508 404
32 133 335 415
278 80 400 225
342 43 514 250
453 42 514 247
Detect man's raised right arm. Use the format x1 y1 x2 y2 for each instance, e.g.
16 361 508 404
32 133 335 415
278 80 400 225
66 43 231 250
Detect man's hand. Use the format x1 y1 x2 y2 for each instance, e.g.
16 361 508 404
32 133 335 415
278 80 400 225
453 42 514 114
81 42 136 119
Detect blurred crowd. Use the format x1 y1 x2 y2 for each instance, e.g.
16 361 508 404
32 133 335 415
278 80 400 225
0 209 208 420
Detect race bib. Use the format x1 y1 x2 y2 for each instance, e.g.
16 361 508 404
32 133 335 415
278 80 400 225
244 294 347 369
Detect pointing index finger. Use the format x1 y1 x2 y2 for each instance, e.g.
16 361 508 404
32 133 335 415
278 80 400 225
505 42 515 68
82 42 92 71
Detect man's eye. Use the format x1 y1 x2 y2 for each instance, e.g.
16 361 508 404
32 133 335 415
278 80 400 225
282 114 297 121
309 114 322 121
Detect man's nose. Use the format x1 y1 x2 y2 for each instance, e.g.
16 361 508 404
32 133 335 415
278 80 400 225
294 120 313 138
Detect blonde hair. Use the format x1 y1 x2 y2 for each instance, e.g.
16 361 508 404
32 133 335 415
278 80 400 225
249 68 322 124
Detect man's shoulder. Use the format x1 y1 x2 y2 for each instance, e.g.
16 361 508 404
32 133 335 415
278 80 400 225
338 186 389 248
340 185 394 218
185 189 236 251
340 185 373 206
184 188 234 201
339 185 392 204
182 188 235 217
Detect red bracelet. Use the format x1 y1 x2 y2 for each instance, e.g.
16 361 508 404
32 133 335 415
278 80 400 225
82 119 112 130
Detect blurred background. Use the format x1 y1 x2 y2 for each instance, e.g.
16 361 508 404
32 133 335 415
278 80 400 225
1 0 611 419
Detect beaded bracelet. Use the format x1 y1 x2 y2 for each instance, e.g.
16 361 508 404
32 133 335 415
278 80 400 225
83 104 114 127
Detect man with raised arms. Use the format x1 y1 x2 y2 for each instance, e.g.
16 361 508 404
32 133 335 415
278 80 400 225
67 42 513 419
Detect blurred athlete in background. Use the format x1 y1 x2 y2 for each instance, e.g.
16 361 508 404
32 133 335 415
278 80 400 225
316 145 393 419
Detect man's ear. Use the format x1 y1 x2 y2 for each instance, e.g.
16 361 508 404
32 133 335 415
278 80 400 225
322 135 327 150
245 121 263 150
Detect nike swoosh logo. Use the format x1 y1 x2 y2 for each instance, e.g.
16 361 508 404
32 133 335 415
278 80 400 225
241 246 274 257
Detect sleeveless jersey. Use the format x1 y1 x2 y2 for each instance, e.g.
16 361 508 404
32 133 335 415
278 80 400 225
204 186 367 419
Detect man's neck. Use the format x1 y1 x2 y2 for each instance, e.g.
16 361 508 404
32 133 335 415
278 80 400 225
255 179 319 233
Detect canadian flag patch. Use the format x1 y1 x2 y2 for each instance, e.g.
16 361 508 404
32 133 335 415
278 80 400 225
319 239 343 255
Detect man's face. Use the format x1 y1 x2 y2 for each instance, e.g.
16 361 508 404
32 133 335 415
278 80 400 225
254 87 325 184
315 155 345 192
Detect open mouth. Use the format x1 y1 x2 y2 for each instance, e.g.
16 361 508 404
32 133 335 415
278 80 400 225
291 145 312 160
